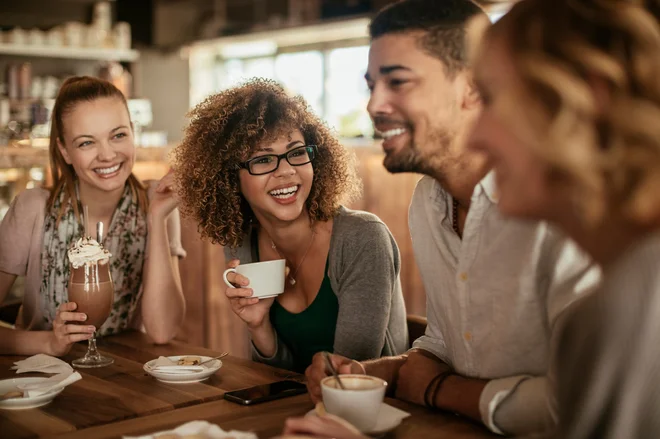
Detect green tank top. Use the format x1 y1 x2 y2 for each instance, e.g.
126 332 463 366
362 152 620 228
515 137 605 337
254 235 339 373
269 259 338 373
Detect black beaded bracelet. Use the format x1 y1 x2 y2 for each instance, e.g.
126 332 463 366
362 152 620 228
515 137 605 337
431 372 453 409
424 370 452 408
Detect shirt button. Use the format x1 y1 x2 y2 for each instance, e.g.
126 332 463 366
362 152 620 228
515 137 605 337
464 331 472 341
459 272 468 281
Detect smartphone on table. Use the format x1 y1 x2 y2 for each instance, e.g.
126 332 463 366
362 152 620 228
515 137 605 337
224 380 307 405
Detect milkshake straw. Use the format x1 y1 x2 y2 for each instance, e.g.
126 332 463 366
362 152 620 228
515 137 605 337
84 205 90 238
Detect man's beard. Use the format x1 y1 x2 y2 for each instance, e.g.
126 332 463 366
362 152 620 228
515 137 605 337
383 142 422 173
383 126 453 177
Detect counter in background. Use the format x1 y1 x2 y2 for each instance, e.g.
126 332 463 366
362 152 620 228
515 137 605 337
0 145 172 199
0 145 172 172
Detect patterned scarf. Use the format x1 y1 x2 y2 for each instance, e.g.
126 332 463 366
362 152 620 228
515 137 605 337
40 183 148 336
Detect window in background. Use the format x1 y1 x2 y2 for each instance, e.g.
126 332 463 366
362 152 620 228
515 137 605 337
189 48 218 107
274 51 324 117
189 45 372 139
488 2 513 22
325 45 372 138
219 57 276 90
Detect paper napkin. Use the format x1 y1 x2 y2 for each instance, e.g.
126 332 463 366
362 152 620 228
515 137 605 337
149 356 206 374
123 420 258 439
12 354 74 374
377 403 411 424
17 371 82 397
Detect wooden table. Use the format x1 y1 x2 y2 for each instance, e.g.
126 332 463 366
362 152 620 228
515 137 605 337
0 332 495 439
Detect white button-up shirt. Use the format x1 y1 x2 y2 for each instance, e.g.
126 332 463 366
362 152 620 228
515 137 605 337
410 173 600 435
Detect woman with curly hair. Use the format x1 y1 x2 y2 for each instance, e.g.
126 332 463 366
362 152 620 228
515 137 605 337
174 79 408 372
466 0 660 437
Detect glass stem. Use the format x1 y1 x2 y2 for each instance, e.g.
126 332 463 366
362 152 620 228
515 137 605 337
86 334 100 359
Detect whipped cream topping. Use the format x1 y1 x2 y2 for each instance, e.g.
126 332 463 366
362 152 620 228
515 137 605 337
67 237 112 268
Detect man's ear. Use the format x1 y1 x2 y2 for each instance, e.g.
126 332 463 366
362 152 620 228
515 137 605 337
57 138 72 165
462 73 482 111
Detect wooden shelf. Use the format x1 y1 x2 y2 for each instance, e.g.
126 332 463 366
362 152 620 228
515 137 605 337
0 43 139 62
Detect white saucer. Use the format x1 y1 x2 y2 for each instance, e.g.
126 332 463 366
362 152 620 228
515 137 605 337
0 377 64 410
306 402 410 436
144 355 222 384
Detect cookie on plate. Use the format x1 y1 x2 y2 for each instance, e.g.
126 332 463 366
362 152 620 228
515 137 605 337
177 356 201 366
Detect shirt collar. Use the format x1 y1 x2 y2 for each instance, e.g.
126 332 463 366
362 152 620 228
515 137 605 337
478 171 499 204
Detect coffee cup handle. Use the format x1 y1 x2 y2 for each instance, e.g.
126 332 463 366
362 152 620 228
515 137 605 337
223 268 237 288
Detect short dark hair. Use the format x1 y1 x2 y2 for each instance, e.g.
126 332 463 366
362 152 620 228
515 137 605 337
369 0 487 75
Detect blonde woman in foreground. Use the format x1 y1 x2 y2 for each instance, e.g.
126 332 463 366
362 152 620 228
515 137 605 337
469 0 660 437
281 0 660 437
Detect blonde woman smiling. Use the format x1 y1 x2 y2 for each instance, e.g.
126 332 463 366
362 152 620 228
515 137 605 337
0 77 186 356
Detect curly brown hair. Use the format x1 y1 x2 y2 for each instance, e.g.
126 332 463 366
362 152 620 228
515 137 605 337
173 78 361 248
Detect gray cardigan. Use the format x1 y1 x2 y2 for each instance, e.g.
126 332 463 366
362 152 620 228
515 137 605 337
225 206 409 371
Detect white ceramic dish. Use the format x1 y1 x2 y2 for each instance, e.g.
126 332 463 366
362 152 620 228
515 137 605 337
0 377 64 410
143 355 222 384
306 402 410 436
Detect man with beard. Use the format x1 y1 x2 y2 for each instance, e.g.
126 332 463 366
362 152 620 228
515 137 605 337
299 0 600 436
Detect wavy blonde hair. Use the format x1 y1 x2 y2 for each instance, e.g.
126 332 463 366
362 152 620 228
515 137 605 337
485 0 660 225
173 79 361 248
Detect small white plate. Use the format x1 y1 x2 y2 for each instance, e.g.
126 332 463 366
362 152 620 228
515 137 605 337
143 355 222 384
306 402 410 436
0 377 64 410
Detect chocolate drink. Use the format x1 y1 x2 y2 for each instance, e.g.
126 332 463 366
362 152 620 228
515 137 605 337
67 234 115 368
68 262 114 329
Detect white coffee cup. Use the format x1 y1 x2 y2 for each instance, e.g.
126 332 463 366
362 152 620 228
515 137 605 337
321 374 387 432
223 259 286 299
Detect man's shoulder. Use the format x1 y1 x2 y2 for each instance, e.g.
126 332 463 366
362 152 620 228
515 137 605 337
412 175 438 198
410 175 442 214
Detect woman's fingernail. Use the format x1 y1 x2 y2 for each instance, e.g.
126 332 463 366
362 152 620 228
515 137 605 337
81 314 87 321
88 326 96 332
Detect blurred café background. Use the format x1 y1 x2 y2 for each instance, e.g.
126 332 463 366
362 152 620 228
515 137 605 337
0 0 511 357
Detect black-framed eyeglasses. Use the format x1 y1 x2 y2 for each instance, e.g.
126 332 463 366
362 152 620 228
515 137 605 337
239 145 318 176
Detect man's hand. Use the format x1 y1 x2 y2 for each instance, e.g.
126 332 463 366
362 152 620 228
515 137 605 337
305 352 365 403
395 349 451 406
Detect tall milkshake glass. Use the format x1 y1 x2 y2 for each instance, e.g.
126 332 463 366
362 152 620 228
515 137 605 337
67 236 114 368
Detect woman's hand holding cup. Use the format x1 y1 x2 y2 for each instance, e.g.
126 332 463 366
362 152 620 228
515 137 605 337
223 259 276 329
48 302 95 356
